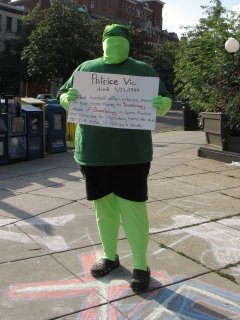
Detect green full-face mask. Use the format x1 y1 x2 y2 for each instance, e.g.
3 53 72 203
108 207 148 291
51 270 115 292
103 36 129 64
102 24 130 64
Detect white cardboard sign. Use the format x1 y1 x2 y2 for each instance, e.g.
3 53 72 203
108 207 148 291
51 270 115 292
68 71 159 130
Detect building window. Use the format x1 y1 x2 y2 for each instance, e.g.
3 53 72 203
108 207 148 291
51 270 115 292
6 16 13 32
109 0 112 8
90 1 94 9
17 19 22 34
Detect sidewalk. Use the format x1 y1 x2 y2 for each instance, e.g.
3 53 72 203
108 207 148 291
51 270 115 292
0 130 239 320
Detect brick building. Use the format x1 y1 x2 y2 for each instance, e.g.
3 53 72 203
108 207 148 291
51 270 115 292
8 0 87 13
78 0 178 44
10 0 178 45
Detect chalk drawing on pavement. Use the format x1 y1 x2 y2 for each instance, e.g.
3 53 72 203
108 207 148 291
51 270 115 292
149 211 207 233
156 223 240 269
7 251 240 320
0 214 76 251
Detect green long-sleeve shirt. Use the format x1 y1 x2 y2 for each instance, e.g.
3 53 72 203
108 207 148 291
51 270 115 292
57 57 170 166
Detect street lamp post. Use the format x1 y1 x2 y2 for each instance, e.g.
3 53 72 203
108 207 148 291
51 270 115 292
225 36 240 89
224 36 240 139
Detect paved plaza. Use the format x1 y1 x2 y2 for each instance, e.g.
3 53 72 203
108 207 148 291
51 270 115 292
0 129 239 319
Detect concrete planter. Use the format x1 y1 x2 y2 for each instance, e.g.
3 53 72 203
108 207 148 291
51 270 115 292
199 112 240 162
201 112 229 150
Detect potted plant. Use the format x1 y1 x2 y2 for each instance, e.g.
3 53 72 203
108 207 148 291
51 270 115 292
174 0 240 155
200 49 240 152
225 93 240 152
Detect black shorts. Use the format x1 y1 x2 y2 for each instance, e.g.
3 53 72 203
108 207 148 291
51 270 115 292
80 163 150 202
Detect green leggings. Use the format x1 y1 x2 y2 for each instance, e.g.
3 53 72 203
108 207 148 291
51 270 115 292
93 193 149 271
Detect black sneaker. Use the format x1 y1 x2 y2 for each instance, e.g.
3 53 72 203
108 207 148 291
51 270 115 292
90 255 120 278
130 267 151 292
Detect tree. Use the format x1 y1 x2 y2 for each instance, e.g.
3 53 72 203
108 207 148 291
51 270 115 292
21 1 177 92
0 39 25 95
21 3 45 39
88 17 112 57
174 0 240 116
151 41 179 95
22 0 93 83
128 24 152 63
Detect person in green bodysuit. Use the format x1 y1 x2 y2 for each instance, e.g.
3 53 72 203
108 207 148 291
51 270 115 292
57 24 171 291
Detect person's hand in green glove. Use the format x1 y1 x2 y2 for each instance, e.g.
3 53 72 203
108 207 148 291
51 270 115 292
152 96 172 117
60 88 79 111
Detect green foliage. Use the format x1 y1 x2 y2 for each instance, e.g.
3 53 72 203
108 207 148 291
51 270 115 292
19 0 177 94
21 3 159 84
21 3 45 39
152 41 179 95
174 0 240 127
0 38 27 95
128 24 152 63
22 0 93 82
88 17 112 57
226 93 240 133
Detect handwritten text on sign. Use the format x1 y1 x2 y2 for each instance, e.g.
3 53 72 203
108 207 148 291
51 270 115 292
68 71 159 130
